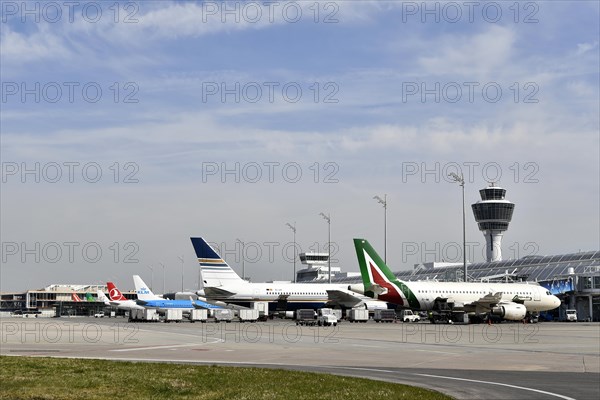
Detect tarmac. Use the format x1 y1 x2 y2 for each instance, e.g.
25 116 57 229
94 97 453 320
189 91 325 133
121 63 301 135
1 317 599 399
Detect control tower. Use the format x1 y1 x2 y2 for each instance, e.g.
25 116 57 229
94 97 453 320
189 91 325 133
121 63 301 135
471 183 515 262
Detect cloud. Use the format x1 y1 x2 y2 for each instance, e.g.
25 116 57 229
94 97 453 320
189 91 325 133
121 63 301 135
418 25 516 79
0 25 71 63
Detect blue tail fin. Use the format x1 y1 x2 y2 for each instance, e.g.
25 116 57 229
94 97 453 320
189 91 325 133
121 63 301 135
191 237 244 286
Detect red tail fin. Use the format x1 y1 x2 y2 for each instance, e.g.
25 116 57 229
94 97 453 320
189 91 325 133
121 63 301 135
107 282 127 301
71 293 82 302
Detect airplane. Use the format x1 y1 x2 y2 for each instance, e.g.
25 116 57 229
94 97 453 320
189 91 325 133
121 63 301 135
105 281 144 311
190 237 386 311
97 290 110 305
85 293 95 302
132 275 221 311
350 238 561 322
71 293 83 302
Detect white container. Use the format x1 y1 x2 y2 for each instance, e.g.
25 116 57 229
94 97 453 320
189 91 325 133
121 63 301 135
239 309 259 322
190 309 208 322
164 309 183 322
348 308 369 322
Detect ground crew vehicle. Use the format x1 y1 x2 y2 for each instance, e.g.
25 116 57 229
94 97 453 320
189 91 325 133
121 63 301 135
400 309 420 322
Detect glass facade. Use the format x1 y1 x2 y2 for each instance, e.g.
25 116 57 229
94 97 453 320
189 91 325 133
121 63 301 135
479 188 506 201
472 202 515 231
328 251 599 285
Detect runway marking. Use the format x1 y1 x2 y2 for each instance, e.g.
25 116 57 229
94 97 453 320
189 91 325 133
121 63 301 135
415 349 458 355
111 339 222 353
351 344 382 348
331 366 397 373
415 373 577 400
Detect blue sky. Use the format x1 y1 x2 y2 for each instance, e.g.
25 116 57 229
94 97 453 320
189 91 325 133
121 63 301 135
1 1 599 291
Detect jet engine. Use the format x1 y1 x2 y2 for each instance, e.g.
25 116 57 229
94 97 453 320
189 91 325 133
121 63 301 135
491 303 527 320
348 284 364 295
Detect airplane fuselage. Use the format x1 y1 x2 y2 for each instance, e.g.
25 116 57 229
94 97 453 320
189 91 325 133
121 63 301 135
355 280 560 313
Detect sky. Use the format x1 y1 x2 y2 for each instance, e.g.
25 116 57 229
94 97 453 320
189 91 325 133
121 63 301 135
1 1 599 292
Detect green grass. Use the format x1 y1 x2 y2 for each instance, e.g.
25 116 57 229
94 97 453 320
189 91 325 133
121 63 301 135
0 356 452 400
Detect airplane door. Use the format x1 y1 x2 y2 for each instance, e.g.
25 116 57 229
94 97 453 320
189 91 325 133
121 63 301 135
533 288 541 301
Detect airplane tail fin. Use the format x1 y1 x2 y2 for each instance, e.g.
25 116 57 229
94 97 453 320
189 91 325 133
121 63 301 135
133 275 162 301
107 282 128 301
85 293 95 302
353 238 418 308
71 293 82 302
97 290 110 305
353 238 398 288
190 237 245 286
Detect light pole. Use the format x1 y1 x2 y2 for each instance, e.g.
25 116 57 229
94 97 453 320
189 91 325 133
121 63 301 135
286 222 297 282
373 194 388 264
448 172 467 282
177 255 184 292
159 262 166 294
146 265 154 291
319 212 331 283
237 239 245 280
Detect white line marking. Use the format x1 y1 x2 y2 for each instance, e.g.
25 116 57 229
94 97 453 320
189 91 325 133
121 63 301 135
415 349 458 355
111 344 201 352
415 373 577 400
111 338 222 353
333 366 397 373
351 344 382 348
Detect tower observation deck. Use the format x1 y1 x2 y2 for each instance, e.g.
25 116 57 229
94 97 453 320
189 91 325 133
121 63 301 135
471 183 515 262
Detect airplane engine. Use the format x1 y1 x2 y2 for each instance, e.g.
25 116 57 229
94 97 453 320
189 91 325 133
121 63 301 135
491 303 527 321
348 284 364 295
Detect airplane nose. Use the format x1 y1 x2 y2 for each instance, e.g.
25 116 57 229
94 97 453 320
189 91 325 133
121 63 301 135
553 296 561 308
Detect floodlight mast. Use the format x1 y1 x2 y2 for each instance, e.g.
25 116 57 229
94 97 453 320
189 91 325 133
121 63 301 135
286 222 297 282
319 212 331 283
373 194 387 263
448 173 467 282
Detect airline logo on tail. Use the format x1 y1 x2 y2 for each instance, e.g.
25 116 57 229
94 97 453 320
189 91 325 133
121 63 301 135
190 237 244 285
107 282 128 301
354 238 420 309
71 293 83 302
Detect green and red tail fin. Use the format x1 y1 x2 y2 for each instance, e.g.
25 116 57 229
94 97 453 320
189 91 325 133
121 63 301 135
353 238 420 309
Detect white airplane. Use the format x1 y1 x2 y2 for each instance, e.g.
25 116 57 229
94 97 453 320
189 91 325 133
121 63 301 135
190 237 386 311
104 281 145 311
350 238 561 322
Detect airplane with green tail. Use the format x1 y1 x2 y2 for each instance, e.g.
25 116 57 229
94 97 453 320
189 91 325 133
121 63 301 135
349 238 561 322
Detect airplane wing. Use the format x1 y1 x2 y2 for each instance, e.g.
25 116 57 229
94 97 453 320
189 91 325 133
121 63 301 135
464 292 503 311
204 287 236 298
190 296 222 310
327 290 363 308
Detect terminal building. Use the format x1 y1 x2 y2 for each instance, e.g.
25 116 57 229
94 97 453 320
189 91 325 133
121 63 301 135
0 284 136 317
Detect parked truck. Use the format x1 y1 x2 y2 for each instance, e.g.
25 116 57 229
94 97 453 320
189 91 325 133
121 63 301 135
373 309 396 323
566 309 578 322
347 308 369 323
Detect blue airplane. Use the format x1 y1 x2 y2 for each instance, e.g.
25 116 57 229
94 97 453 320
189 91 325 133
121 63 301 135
133 275 222 311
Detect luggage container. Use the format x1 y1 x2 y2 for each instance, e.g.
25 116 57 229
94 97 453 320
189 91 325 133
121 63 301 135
214 309 234 322
239 309 259 322
189 309 208 322
163 309 182 322
347 308 369 323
